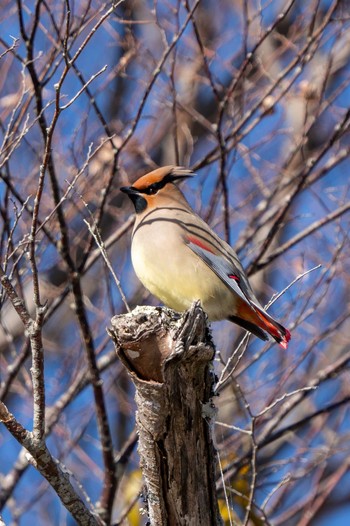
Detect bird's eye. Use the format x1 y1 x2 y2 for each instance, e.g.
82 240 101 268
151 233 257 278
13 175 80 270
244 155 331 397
147 184 158 195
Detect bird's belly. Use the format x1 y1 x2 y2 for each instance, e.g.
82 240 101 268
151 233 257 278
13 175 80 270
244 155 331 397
131 230 236 319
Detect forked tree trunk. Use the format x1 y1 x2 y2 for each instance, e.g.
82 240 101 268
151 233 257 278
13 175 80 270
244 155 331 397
108 302 222 526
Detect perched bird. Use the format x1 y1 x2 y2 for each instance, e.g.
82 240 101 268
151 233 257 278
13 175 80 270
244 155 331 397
121 166 291 349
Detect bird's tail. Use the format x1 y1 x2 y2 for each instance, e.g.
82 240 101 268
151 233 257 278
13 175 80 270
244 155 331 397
229 300 291 349
253 304 291 349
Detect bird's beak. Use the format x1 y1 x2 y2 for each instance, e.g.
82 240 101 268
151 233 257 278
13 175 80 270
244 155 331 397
120 186 139 195
120 185 146 213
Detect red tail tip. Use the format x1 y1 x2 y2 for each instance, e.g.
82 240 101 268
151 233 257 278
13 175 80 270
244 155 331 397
279 328 291 350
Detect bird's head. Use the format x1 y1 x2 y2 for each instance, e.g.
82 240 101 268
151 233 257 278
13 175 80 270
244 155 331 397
120 165 194 214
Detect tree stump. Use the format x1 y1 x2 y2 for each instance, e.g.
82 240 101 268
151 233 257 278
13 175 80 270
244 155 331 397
108 302 222 526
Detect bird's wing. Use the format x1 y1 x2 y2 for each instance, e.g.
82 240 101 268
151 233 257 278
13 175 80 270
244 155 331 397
186 237 252 306
186 236 291 348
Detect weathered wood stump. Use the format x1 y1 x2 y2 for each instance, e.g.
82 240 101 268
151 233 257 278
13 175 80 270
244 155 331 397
108 302 222 526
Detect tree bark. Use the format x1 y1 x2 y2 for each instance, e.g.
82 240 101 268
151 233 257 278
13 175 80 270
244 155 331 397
108 302 222 526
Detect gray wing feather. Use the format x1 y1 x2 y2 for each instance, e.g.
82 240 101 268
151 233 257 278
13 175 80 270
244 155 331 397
187 241 251 305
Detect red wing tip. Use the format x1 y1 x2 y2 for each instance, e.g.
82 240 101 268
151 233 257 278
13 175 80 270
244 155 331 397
186 235 216 254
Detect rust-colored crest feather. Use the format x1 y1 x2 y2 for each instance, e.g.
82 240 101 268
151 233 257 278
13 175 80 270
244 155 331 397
132 165 193 191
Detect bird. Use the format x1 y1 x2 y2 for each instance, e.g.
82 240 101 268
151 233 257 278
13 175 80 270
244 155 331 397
121 165 291 349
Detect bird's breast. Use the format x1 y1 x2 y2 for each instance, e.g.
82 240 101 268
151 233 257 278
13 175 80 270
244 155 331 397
131 214 237 318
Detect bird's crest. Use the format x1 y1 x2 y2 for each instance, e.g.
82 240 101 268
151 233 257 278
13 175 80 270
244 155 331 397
132 165 194 192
